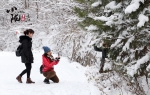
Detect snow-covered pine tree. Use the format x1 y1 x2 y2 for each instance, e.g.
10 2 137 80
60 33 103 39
74 0 150 79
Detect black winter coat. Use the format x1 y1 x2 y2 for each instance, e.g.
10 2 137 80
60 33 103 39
19 35 34 63
94 45 108 58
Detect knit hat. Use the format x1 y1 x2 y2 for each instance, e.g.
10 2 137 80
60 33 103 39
43 46 51 53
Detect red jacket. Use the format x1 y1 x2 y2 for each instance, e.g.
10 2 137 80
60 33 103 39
42 55 59 72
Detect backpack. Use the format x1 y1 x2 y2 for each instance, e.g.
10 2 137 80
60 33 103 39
40 65 43 74
15 44 22 57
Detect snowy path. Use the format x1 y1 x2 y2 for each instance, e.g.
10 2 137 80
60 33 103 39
0 51 100 95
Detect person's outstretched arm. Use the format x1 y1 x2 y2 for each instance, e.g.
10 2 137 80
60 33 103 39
93 45 102 52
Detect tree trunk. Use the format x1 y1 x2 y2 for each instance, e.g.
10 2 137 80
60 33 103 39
36 2 39 19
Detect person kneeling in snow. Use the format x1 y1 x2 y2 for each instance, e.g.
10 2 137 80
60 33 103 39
42 46 60 84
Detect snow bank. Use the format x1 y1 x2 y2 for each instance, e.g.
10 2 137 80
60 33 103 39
0 51 100 95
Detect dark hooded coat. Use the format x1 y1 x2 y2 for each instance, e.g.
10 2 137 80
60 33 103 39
19 35 34 63
94 45 108 58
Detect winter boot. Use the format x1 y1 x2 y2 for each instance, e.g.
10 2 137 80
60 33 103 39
99 69 103 73
43 78 50 84
26 78 35 84
16 75 22 83
99 66 104 73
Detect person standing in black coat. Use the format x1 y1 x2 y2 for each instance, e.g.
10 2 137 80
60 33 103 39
94 43 108 73
16 29 35 84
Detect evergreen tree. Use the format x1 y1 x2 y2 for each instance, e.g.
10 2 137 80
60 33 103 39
74 0 150 79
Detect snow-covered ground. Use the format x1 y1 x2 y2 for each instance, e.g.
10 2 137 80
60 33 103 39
0 51 100 95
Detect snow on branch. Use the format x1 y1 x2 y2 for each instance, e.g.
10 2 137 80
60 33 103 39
111 35 123 48
85 25 98 31
125 0 144 14
110 34 134 48
105 1 121 10
146 64 150 71
94 15 118 27
127 52 150 77
122 36 134 51
137 14 149 27
91 1 102 8
94 16 108 21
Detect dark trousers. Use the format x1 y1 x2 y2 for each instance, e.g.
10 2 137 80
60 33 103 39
100 58 105 71
20 63 32 78
43 71 59 83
